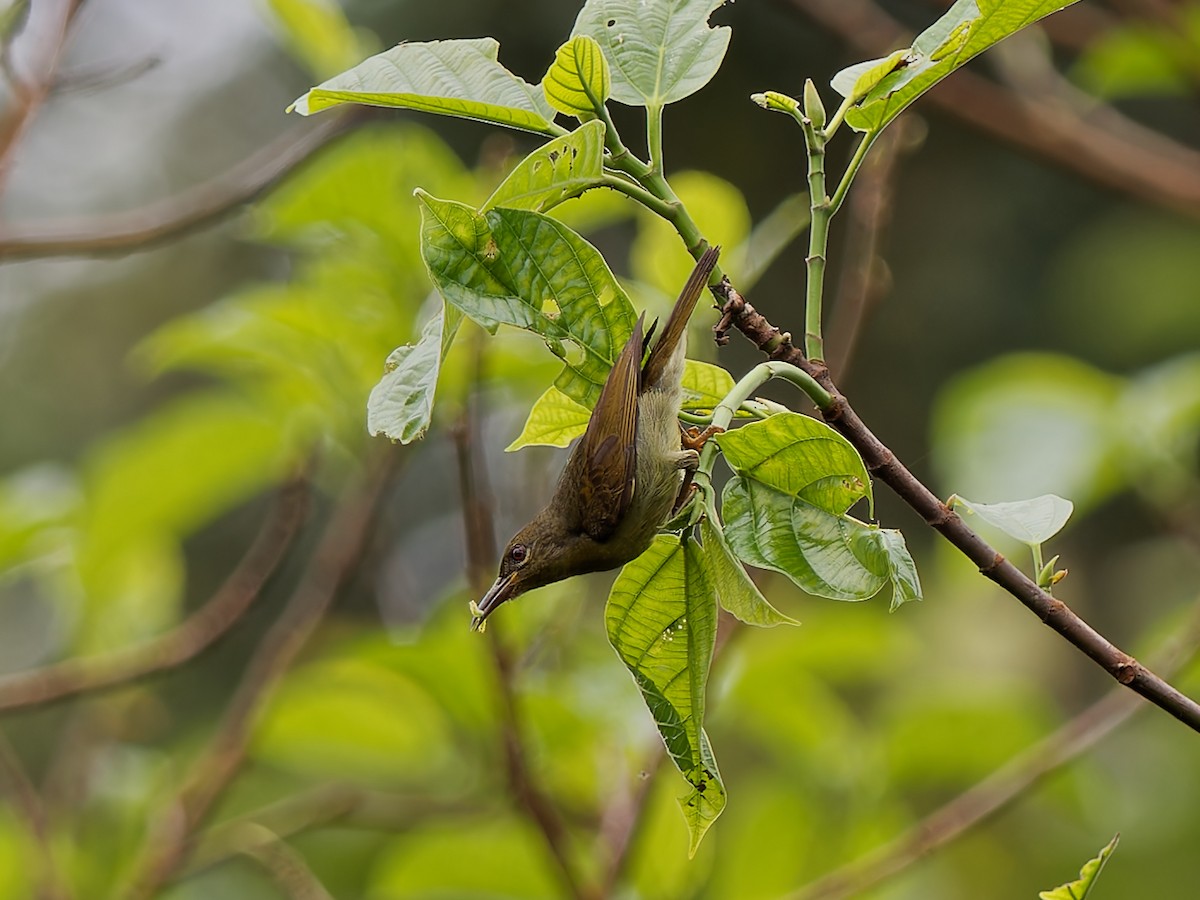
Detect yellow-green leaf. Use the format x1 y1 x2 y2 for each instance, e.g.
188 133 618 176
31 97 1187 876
506 386 591 451
542 34 611 118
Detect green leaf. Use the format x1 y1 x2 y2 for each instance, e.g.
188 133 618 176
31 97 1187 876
290 37 559 135
505 385 591 451
949 493 1074 546
715 412 872 515
267 0 365 79
680 359 736 413
833 0 1083 134
607 536 725 855
721 477 890 602
542 34 611 118
1039 834 1119 900
367 303 462 443
417 191 637 407
700 514 797 627
876 528 922 611
572 0 732 107
481 120 606 213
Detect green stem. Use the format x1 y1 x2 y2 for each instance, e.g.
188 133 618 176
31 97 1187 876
822 96 853 141
647 103 665 175
828 131 878 215
601 173 676 218
597 103 652 179
697 361 832 477
802 116 829 362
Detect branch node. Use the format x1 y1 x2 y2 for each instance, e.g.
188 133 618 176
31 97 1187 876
980 552 1005 575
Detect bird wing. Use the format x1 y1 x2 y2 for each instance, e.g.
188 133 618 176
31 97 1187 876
573 314 644 541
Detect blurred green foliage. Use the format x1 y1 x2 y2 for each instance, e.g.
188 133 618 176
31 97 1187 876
0 0 1199 898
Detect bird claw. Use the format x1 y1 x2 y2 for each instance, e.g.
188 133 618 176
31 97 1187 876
681 424 725 452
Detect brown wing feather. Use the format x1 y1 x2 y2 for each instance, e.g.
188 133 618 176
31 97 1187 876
574 314 644 541
640 246 720 391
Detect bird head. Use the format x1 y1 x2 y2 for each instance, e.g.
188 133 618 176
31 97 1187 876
470 510 590 631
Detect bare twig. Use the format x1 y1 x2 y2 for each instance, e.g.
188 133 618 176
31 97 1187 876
784 0 1200 221
235 825 334 900
0 111 358 262
0 733 69 899
0 476 310 713
0 0 85 196
712 281 1200 732
787 597 1200 900
124 454 395 899
452 394 596 900
824 119 917 379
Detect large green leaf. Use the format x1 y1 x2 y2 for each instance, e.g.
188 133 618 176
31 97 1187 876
700 514 797 627
417 191 636 407
290 37 560 135
607 536 724 855
481 120 607 213
572 0 732 107
832 0 1082 134
542 34 611 118
1039 834 1119 900
721 477 892 602
367 303 462 443
715 412 872 515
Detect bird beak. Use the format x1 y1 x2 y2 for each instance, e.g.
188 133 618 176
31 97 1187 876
470 571 518 631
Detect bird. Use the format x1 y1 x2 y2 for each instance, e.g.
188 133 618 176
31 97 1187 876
470 246 722 630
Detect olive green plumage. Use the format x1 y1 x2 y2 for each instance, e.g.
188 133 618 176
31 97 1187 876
472 246 721 629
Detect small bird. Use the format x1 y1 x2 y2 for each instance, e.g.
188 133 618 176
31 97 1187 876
471 246 722 629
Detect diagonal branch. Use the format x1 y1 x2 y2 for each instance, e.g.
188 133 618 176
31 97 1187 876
783 0 1200 220
0 111 359 262
0 475 309 713
787 595 1200 900
712 280 1200 733
124 453 395 899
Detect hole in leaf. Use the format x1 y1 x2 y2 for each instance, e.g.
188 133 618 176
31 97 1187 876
542 297 562 319
607 18 616 26
548 149 560 163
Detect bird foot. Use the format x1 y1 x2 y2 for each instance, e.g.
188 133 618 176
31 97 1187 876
681 424 725 452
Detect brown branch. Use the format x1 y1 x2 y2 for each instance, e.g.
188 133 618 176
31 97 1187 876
124 453 395 899
784 0 1200 221
451 391 596 900
0 734 70 899
235 825 334 900
713 282 1200 732
787 595 1200 900
0 476 309 713
0 0 85 196
824 118 916 379
0 111 358 261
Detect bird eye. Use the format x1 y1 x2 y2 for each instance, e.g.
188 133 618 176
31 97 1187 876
509 543 528 564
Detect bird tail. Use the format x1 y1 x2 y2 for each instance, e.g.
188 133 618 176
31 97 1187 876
641 245 721 390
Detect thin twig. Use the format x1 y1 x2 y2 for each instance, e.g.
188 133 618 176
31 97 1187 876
825 119 916 379
0 111 359 262
0 0 85 196
0 733 69 899
451 387 596 900
787 596 1200 900
124 453 396 899
712 279 1200 733
0 475 310 713
235 825 334 900
783 0 1200 221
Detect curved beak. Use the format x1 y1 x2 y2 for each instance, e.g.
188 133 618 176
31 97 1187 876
470 571 518 632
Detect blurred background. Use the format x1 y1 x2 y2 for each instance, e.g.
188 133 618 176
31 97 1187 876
1 0 1200 897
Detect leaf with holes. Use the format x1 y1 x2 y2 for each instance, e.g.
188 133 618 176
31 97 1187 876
1039 834 1119 900
572 0 732 107
290 38 559 135
367 303 462 443
482 121 606 213
700 514 797 627
832 0 1082 134
715 412 872 516
607 535 724 855
543 34 611 118
417 191 637 408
